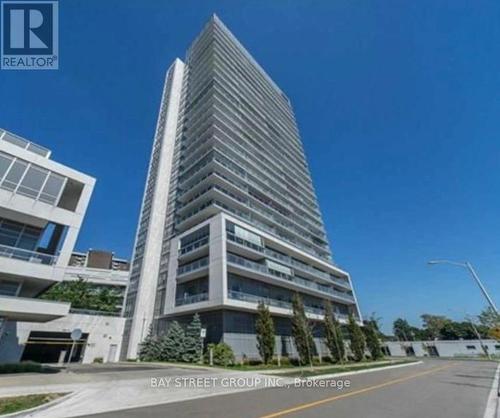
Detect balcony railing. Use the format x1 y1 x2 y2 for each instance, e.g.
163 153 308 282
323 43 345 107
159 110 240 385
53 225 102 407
0 244 57 266
227 232 350 289
177 256 209 276
179 235 209 256
227 252 354 302
176 292 209 306
70 308 120 317
227 290 348 318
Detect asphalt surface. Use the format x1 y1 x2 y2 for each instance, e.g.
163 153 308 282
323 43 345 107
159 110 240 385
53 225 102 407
81 360 498 418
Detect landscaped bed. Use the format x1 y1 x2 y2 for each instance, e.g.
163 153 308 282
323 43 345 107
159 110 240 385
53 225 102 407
0 362 58 375
0 393 65 416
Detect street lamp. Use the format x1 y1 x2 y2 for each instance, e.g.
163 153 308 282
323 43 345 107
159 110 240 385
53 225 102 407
427 260 498 314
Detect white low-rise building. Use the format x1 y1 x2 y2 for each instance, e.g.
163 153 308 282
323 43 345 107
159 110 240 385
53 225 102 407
0 129 129 364
0 128 94 325
383 339 500 358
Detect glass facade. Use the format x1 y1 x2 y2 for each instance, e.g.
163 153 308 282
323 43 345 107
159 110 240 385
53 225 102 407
174 17 331 261
123 16 361 359
0 151 66 205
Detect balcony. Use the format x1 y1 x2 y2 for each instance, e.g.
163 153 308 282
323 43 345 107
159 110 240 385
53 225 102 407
177 256 209 276
178 235 209 257
226 233 351 290
227 290 348 319
70 308 121 317
227 253 355 303
175 292 209 306
0 244 57 266
0 129 51 158
0 295 69 322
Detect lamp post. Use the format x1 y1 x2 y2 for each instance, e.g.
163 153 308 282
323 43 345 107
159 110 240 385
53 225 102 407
427 260 498 314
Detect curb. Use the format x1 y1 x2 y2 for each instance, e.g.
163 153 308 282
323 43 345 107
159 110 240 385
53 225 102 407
295 360 423 381
1 392 75 418
259 360 398 375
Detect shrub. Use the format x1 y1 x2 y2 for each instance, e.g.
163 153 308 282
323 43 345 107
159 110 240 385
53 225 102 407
92 357 104 364
0 362 42 374
205 343 235 366
272 356 292 366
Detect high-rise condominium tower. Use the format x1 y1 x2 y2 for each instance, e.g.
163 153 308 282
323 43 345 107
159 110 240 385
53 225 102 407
122 15 361 360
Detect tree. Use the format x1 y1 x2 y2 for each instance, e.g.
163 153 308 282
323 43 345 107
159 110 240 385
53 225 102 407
363 322 383 360
421 314 449 339
160 321 185 362
489 326 500 340
439 321 481 340
324 301 345 363
138 325 162 361
255 302 275 364
347 314 366 362
393 318 413 341
365 313 382 335
291 294 315 367
478 307 500 329
182 314 203 363
41 278 122 313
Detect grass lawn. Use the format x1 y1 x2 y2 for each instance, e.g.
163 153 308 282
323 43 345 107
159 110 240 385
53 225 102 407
0 393 65 415
273 359 419 378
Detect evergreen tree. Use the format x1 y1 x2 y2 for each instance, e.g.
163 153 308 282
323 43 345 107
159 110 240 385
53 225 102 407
255 302 275 364
323 301 345 363
347 314 366 362
183 314 203 363
363 322 383 360
138 325 162 361
291 294 315 367
160 321 185 361
393 318 413 341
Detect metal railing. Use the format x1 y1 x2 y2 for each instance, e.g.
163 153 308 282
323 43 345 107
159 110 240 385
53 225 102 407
227 290 348 318
227 252 355 302
176 292 209 306
70 308 120 317
177 256 209 276
179 235 209 256
0 244 57 266
227 232 350 289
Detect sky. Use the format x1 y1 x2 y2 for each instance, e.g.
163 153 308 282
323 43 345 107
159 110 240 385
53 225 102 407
1 0 499 333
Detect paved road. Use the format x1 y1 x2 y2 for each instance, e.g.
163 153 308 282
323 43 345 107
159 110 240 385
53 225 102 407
82 360 498 418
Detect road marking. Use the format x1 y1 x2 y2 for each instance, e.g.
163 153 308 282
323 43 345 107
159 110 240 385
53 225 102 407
259 362 458 418
483 363 500 418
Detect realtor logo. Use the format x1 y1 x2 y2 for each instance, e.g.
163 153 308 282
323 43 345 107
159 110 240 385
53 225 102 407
1 1 58 69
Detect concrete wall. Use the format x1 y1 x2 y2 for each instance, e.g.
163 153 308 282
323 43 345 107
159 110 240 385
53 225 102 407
0 313 125 364
384 340 500 358
125 59 185 360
